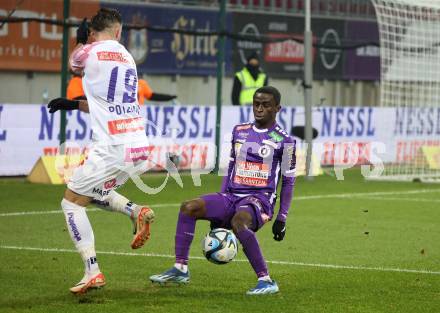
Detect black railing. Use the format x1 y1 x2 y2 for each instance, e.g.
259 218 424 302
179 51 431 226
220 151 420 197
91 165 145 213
230 0 375 18
103 0 376 19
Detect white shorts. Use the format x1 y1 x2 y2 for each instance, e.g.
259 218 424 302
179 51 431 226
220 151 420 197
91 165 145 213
67 141 149 200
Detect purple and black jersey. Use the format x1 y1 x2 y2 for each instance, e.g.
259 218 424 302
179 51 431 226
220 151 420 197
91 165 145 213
222 122 296 222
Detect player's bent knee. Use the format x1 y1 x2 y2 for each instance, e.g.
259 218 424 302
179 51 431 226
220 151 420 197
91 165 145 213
231 211 252 234
61 198 83 213
180 201 196 216
64 188 92 207
180 199 205 218
63 189 76 203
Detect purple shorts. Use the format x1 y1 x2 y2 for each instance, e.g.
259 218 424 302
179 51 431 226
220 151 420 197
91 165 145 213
200 193 273 231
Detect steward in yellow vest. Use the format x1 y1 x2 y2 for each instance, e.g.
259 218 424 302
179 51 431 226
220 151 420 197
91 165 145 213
231 52 269 106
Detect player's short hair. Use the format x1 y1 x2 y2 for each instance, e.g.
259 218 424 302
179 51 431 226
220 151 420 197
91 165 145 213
90 8 122 32
254 86 281 106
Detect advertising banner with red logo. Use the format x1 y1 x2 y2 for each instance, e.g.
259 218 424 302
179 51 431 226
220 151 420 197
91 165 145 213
2 1 380 81
231 13 345 79
0 0 99 71
0 103 217 176
2 104 440 176
219 105 440 169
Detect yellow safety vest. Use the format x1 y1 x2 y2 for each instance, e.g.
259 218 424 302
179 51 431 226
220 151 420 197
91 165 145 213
236 68 266 105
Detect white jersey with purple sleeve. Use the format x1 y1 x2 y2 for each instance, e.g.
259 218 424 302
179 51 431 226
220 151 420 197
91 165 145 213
223 122 296 219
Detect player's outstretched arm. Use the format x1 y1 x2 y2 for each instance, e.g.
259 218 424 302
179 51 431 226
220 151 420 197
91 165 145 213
273 139 297 241
149 93 177 102
78 100 89 113
273 175 294 241
47 98 89 113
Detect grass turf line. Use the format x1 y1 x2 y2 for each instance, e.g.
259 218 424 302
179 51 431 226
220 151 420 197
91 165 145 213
0 169 438 313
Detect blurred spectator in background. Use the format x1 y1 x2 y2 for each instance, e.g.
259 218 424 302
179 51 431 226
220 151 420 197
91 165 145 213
138 78 177 105
66 75 177 104
67 72 86 100
231 52 268 106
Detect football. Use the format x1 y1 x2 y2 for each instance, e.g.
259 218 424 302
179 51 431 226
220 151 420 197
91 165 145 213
202 228 238 264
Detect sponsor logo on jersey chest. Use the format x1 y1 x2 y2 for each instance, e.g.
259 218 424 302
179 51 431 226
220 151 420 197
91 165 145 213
269 131 283 142
234 161 269 187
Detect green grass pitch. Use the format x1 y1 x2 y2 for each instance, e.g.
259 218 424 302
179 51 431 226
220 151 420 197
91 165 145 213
0 169 439 313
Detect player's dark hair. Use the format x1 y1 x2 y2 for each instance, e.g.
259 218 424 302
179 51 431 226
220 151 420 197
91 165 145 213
90 8 122 32
255 86 281 106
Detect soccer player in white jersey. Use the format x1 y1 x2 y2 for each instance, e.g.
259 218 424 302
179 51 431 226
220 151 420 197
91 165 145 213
48 8 154 294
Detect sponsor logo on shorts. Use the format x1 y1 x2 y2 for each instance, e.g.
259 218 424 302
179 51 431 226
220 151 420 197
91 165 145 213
97 51 129 63
125 146 149 162
67 212 82 241
243 197 270 224
246 196 263 211
108 117 145 135
104 178 117 189
93 185 121 197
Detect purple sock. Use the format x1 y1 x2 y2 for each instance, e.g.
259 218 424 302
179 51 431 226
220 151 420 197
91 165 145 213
175 212 196 265
236 228 269 278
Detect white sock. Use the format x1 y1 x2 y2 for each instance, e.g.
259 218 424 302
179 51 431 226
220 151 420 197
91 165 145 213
79 246 100 277
62 198 100 277
174 263 188 273
93 191 136 218
258 275 272 282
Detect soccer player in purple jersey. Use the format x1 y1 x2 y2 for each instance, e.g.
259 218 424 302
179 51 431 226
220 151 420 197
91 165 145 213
150 86 296 295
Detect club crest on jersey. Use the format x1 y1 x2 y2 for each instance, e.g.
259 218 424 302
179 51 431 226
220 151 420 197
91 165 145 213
258 145 272 158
